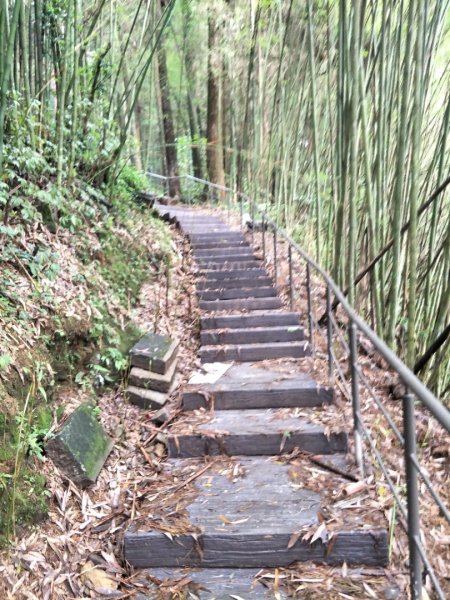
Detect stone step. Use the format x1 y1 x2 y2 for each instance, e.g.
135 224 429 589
183 364 330 410
201 311 300 330
128 359 178 393
199 340 310 362
168 410 347 458
197 276 273 291
124 457 389 568
199 297 282 312
127 386 168 410
194 247 254 258
200 324 304 345
202 268 267 281
130 333 178 375
198 286 277 301
127 374 180 410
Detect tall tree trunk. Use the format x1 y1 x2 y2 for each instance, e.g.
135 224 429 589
157 40 180 197
206 12 225 188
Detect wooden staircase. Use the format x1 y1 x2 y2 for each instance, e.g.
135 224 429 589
124 206 389 598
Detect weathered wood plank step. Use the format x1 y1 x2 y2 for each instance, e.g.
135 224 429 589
124 457 389 568
196 255 258 266
189 232 245 243
199 297 282 312
144 568 283 599
194 247 254 258
197 276 273 291
201 311 300 330
168 410 347 457
128 358 178 393
183 364 331 410
199 340 309 362
200 324 304 345
199 260 262 271
198 286 277 301
191 240 250 250
202 268 267 281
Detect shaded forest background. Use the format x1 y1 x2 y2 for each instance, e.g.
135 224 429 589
0 0 449 400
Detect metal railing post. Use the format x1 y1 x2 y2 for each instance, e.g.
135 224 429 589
306 264 314 355
289 244 294 310
273 226 277 286
262 216 266 261
251 201 256 245
239 193 243 225
326 285 333 379
349 322 364 474
403 390 423 600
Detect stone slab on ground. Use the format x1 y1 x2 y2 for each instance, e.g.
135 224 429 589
130 333 178 374
128 358 178 393
45 403 113 487
168 409 347 457
127 375 181 409
124 457 389 568
183 364 332 410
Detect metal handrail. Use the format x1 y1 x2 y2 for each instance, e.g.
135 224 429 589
147 171 450 600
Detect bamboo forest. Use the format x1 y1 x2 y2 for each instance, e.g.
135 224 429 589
0 1 449 599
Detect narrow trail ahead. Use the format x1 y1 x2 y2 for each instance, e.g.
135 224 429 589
124 206 389 598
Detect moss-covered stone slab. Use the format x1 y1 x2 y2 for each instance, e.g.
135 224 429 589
45 404 113 487
130 334 178 374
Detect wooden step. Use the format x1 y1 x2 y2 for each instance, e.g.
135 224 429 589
124 457 389 568
199 340 309 362
200 324 304 345
198 286 277 301
191 240 250 250
189 232 245 243
199 297 282 312
197 276 273 291
168 410 347 458
202 268 267 281
183 364 331 410
145 568 284 599
201 311 300 330
194 247 254 258
196 257 259 269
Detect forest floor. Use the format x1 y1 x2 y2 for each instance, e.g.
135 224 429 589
0 205 448 599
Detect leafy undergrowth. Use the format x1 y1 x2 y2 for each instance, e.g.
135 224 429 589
0 167 174 544
0 204 447 599
0 218 202 598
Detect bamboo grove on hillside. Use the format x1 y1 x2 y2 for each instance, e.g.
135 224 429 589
0 0 449 397
144 1 450 398
0 0 176 189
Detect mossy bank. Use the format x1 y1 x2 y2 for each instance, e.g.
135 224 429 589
0 167 173 543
